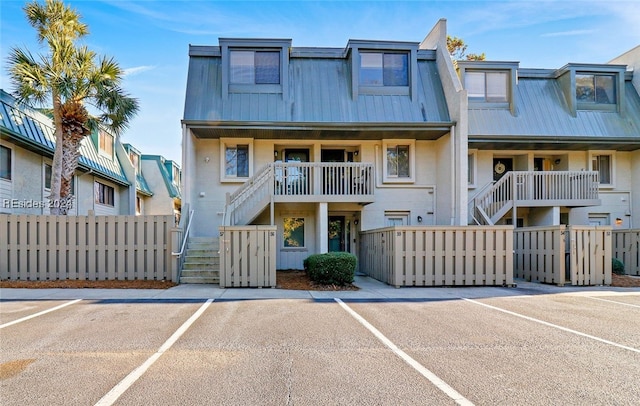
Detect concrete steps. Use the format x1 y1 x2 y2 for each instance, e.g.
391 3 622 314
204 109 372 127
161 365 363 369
180 237 220 284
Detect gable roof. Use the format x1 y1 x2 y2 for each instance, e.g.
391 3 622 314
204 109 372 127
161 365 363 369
0 90 130 185
123 143 153 196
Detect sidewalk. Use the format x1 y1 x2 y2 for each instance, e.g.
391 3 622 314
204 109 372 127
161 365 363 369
2 276 637 302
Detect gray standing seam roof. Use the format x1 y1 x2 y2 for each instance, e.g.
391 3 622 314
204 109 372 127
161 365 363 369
183 48 451 126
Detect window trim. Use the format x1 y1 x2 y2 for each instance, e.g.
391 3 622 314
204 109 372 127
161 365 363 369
282 216 306 249
44 163 75 193
220 138 254 183
468 149 477 188
576 72 618 111
348 40 418 100
0 144 12 181
220 38 291 99
588 150 616 188
382 139 415 184
385 211 410 226
94 180 115 207
98 131 114 158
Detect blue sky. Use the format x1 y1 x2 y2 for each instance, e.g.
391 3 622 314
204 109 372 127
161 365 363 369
2 0 639 163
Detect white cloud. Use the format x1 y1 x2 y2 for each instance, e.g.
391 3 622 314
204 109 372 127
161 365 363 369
541 29 597 37
124 65 156 77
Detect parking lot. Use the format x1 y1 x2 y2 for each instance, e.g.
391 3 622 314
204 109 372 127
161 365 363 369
2 278 639 406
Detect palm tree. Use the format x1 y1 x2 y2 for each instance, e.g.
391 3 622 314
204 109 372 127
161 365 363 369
7 0 139 214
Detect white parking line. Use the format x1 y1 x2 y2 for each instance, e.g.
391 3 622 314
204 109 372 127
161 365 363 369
462 298 640 354
335 298 474 406
585 296 640 309
94 299 214 406
0 299 82 329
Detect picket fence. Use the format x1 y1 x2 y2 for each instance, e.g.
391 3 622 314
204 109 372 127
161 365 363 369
0 214 176 281
359 226 514 287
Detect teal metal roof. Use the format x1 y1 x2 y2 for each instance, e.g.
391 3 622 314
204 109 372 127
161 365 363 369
0 90 130 185
183 44 451 135
141 155 181 199
467 69 640 151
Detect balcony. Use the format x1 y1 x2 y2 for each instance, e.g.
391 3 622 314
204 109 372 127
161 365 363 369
225 162 374 225
471 171 601 225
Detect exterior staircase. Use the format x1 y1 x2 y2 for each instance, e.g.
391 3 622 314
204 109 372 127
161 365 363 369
180 236 220 284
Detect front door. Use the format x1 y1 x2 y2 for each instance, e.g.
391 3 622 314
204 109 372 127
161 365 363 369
493 158 513 181
328 215 350 253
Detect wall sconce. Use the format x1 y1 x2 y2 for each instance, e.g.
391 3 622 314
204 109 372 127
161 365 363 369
554 159 561 165
354 219 359 225
204 157 210 163
274 151 278 158
417 215 423 223
354 150 359 156
615 218 623 226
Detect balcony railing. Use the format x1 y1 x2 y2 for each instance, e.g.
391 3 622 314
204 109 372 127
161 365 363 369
471 171 600 225
225 162 374 225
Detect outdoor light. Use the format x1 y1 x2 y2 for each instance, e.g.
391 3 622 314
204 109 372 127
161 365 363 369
354 150 359 156
615 218 623 226
417 215 423 223
274 151 278 157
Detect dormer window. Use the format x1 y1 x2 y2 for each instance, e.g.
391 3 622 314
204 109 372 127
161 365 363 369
230 50 280 84
576 74 615 105
98 131 114 157
465 71 509 102
359 52 408 87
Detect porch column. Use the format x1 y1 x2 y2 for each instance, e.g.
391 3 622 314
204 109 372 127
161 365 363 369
317 202 328 253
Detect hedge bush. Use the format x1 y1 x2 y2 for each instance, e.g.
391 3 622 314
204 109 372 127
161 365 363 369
305 252 356 285
612 258 625 275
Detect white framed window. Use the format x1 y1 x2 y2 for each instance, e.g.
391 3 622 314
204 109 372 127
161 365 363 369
220 138 253 182
1 145 12 181
283 217 305 248
576 73 616 105
382 139 415 183
359 52 409 87
468 150 477 187
385 211 410 226
94 181 115 206
98 131 114 157
230 50 280 85
588 213 610 226
589 151 615 187
465 71 509 102
129 151 140 171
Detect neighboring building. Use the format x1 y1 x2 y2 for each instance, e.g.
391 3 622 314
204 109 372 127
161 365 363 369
140 154 182 222
181 20 465 270
123 143 154 215
462 52 640 229
1 89 135 215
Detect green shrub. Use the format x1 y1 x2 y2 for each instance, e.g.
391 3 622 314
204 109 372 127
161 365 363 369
305 252 356 285
612 258 625 275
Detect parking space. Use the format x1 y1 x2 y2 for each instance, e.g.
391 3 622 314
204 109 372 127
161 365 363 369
1 283 639 406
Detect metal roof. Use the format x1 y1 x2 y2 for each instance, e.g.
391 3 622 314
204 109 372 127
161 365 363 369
468 73 640 151
0 90 130 185
183 45 451 137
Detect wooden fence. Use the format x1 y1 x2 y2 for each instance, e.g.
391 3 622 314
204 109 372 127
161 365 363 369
219 226 277 288
1 214 176 282
514 225 612 286
359 226 514 287
613 229 640 276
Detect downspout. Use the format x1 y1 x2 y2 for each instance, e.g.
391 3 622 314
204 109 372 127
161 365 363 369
450 125 456 225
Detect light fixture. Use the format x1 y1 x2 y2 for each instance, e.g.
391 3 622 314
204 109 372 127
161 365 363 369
354 219 359 225
417 215 423 223
204 157 210 163
274 151 278 157
554 158 561 165
615 218 623 226
354 150 359 156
